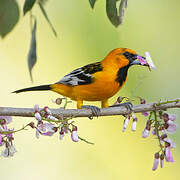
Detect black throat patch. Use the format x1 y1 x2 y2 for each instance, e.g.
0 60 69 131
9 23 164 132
116 65 129 86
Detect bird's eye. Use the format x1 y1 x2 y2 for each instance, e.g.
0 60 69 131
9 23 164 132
123 52 137 61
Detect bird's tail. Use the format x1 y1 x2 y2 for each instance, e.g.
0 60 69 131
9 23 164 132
12 85 51 94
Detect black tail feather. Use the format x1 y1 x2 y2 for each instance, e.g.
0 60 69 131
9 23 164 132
12 85 51 94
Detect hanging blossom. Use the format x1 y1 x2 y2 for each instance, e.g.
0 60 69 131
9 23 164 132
120 96 178 171
138 97 149 117
121 112 138 132
137 51 156 70
140 109 178 171
32 104 79 143
0 116 17 157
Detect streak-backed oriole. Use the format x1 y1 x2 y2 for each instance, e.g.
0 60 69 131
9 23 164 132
13 48 146 109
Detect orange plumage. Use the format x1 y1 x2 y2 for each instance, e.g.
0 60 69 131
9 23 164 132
13 48 145 109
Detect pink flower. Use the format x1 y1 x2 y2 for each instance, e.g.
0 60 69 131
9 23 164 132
1 144 17 157
165 147 174 162
131 118 137 131
140 98 146 104
47 115 55 121
160 154 164 168
36 123 56 138
145 52 156 70
142 111 149 116
59 131 65 140
131 112 136 120
35 112 42 121
142 129 150 138
42 131 54 136
137 55 147 65
163 137 176 148
0 134 2 145
160 159 164 168
71 126 79 142
163 113 176 122
122 116 130 132
152 129 156 135
165 123 178 134
34 104 40 112
36 130 40 139
168 114 176 121
152 153 159 171
44 106 52 115
0 116 12 124
142 122 151 138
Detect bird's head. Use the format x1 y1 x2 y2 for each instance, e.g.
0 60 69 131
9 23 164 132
103 48 147 68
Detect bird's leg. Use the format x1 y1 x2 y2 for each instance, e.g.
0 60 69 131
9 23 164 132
101 99 109 108
77 100 100 118
77 100 83 109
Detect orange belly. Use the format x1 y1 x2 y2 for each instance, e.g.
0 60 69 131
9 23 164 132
51 80 122 101
71 81 120 101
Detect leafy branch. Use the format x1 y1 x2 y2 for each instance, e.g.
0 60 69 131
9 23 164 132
0 98 179 171
0 99 179 118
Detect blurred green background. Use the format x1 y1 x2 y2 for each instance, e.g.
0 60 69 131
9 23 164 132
0 0 180 179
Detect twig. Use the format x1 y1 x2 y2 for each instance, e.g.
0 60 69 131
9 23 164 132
0 99 179 119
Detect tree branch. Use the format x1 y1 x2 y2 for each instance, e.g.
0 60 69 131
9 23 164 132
0 99 180 119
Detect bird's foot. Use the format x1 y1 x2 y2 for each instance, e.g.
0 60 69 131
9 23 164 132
81 105 101 119
110 102 133 113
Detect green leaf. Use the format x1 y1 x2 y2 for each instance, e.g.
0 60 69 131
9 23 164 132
106 0 119 27
0 0 19 38
38 2 57 37
28 20 37 82
89 0 96 9
106 0 127 27
38 0 48 5
23 0 36 15
119 0 128 24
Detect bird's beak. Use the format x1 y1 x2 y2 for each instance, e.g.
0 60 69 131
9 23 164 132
130 55 147 66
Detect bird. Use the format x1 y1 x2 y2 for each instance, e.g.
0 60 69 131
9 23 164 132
13 48 147 115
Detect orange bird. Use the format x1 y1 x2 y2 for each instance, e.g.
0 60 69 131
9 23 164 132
13 48 146 114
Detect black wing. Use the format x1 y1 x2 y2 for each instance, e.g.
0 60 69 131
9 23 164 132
56 62 103 86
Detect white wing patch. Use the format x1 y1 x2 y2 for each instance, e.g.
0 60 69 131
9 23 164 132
56 67 92 86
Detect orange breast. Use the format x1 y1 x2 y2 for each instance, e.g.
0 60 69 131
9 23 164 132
70 70 123 101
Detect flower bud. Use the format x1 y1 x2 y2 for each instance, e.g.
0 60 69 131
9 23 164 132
168 114 176 121
145 52 156 70
165 147 174 162
28 122 35 128
44 106 52 115
34 104 39 112
142 111 148 117
164 123 178 134
131 118 137 131
122 116 130 132
137 55 147 65
160 134 168 140
71 126 78 142
0 134 2 145
142 129 150 138
152 153 159 171
140 98 146 104
131 112 136 120
56 98 63 105
142 121 151 138
59 131 65 140
35 112 42 121
47 115 55 121
160 154 164 168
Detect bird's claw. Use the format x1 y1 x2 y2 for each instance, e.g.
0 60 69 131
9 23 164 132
81 105 101 119
110 102 133 112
